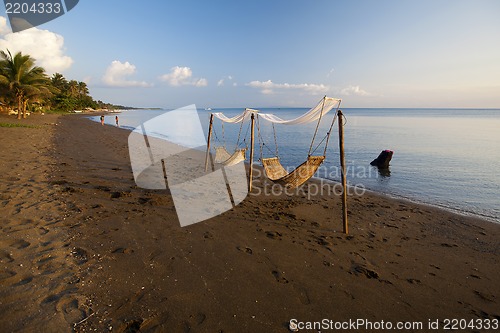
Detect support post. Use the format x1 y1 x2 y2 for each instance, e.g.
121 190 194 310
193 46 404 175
249 113 255 192
205 114 214 172
338 110 348 234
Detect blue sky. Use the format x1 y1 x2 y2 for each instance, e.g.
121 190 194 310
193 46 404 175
1 0 499 108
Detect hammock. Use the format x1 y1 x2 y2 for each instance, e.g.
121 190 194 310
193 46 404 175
214 147 246 167
205 109 256 171
257 96 341 188
262 156 325 188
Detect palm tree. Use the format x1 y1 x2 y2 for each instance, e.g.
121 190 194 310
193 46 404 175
78 81 89 97
0 50 51 119
68 80 79 98
51 72 68 91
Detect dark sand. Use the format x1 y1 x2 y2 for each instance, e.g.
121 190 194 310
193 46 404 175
0 113 498 332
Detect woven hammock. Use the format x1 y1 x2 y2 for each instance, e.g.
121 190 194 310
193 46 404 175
261 155 325 188
214 146 246 167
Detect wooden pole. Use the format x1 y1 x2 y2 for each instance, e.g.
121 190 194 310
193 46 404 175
338 110 348 234
205 114 214 172
249 113 255 192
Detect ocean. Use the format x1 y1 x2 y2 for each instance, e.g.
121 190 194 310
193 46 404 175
92 107 500 223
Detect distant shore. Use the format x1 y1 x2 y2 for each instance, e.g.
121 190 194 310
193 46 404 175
0 113 498 332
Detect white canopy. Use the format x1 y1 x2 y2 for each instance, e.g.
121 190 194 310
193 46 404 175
212 108 259 123
211 97 341 125
258 97 341 125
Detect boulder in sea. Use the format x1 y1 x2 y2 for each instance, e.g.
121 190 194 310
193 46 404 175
370 150 393 168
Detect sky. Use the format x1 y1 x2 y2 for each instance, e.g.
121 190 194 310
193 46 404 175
0 0 499 109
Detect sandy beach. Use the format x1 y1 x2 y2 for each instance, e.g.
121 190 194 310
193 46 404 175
0 113 498 332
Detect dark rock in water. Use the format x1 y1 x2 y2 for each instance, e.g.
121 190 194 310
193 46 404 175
370 150 393 168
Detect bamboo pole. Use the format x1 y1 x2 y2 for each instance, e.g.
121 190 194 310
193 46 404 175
338 110 348 234
249 113 255 192
205 114 214 172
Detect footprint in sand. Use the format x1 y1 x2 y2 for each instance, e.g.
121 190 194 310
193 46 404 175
38 227 49 235
293 284 311 305
13 276 33 287
236 246 253 255
138 197 151 204
474 290 495 302
38 254 56 264
271 270 289 284
266 231 283 240
0 249 14 263
350 263 380 279
71 248 89 265
56 295 87 327
194 313 206 325
440 243 459 248
42 293 64 304
120 319 144 333
10 239 31 249
0 269 17 282
94 185 111 192
112 247 134 254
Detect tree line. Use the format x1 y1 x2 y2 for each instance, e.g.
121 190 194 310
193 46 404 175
0 49 110 119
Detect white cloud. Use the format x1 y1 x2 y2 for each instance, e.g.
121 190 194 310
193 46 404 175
0 16 73 73
246 79 330 95
194 78 208 87
217 75 234 87
102 60 151 87
0 17 9 35
160 66 207 87
339 85 373 96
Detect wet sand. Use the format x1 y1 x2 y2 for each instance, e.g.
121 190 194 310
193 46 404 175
0 113 498 332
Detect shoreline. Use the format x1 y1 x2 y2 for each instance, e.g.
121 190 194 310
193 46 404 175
1 113 498 332
346 184 500 225
90 114 500 225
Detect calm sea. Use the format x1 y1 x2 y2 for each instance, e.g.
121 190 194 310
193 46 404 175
92 107 500 223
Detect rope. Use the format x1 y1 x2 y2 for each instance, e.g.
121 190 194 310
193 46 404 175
272 122 279 157
323 102 341 156
241 120 251 149
308 113 338 156
234 115 245 150
310 132 329 156
212 125 220 143
256 116 264 161
256 115 275 161
308 96 326 157
221 121 225 148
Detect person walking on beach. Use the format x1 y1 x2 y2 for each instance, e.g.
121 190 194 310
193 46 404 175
100 115 104 125
115 115 119 127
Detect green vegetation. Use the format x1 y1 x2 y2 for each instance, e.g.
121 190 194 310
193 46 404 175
0 49 117 119
49 72 98 112
0 122 39 128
